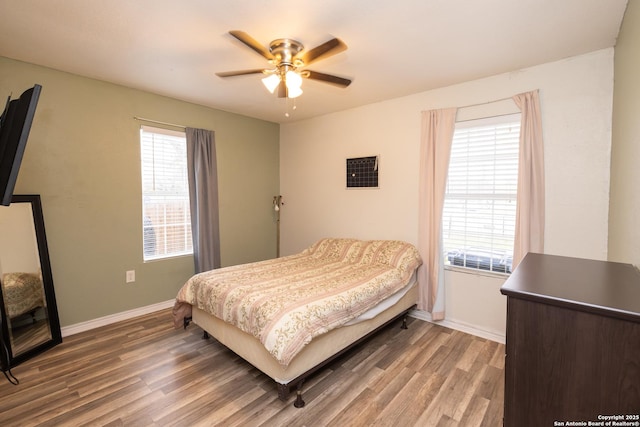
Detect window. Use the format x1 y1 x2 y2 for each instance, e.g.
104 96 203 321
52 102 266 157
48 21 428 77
442 114 520 274
140 125 192 261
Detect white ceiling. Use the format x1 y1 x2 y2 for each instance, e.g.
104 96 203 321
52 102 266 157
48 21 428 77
0 0 628 124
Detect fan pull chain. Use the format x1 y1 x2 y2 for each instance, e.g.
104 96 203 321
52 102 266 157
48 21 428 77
284 97 297 118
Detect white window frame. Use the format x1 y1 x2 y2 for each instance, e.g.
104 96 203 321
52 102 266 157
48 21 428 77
442 113 521 275
140 125 193 261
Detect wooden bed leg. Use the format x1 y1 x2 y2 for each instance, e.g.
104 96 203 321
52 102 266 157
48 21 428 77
401 315 408 329
277 383 289 401
202 330 209 339
183 316 192 329
293 380 306 408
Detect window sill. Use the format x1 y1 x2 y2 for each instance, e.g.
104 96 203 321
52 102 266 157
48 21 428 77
144 253 194 263
444 265 510 279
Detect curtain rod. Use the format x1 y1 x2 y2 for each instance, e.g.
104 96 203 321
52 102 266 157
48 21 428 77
133 116 186 130
454 95 520 123
457 95 514 110
455 111 521 123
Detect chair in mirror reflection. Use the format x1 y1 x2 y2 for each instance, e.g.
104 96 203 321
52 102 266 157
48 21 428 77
0 194 61 372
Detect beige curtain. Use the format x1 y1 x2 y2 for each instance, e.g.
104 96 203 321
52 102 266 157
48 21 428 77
417 108 457 320
512 91 545 269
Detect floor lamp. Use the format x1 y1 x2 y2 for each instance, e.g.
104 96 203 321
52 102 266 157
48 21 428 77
273 195 282 257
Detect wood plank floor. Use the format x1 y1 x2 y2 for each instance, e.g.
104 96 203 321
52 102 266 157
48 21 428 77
0 309 504 426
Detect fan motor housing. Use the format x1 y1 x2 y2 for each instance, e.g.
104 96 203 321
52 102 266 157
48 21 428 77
269 39 304 66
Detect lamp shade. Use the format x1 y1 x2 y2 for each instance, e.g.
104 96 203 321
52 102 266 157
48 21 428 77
286 85 303 98
285 70 302 89
262 74 280 93
285 70 303 98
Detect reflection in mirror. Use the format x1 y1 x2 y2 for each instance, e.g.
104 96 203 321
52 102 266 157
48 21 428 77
0 194 61 374
1 203 51 356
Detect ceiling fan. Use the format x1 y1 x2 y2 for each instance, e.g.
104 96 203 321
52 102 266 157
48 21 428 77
216 30 352 99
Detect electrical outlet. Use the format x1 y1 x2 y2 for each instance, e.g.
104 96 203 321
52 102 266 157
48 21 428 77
126 270 135 283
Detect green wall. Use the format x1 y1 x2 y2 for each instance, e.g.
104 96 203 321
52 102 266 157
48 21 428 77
0 57 280 326
609 1 640 267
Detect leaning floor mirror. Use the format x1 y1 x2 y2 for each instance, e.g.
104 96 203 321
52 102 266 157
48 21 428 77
0 194 61 373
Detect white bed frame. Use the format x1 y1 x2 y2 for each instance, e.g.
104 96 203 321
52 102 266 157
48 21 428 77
191 282 418 407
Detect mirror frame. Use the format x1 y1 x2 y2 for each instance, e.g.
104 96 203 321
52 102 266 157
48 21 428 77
0 194 62 371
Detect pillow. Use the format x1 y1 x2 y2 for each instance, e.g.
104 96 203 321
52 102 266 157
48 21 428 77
1 272 42 290
357 240 423 277
303 238 423 278
302 238 363 262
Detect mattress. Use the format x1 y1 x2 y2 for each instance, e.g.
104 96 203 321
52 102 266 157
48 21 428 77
192 279 418 385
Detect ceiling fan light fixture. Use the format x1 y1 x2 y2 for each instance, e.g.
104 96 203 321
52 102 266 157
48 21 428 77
286 84 303 99
285 70 302 89
284 70 303 98
261 74 281 93
219 31 350 101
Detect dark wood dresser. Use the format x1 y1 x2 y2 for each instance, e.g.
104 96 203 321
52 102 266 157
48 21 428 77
500 253 640 426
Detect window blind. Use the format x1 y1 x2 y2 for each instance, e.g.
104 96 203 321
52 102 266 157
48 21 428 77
140 125 192 261
443 114 520 274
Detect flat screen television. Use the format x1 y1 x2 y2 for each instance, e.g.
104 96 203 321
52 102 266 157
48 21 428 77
0 84 42 206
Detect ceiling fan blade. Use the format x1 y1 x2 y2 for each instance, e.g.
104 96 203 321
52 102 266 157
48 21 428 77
216 69 267 77
228 31 274 60
303 70 352 88
296 38 347 66
277 80 287 98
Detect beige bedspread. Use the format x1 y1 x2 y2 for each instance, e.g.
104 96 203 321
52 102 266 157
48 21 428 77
1 271 45 319
175 238 422 366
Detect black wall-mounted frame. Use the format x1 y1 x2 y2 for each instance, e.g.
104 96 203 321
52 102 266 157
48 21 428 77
346 155 379 188
0 194 62 372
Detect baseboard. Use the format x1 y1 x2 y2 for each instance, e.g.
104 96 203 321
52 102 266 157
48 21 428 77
60 301 505 344
61 299 175 337
409 309 506 344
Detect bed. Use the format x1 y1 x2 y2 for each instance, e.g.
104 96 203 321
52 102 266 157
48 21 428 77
173 238 422 406
1 271 45 320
